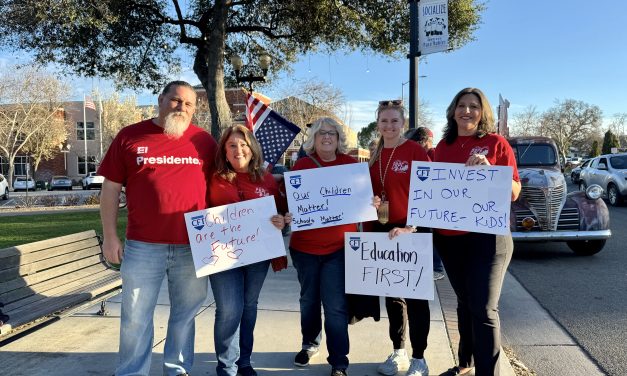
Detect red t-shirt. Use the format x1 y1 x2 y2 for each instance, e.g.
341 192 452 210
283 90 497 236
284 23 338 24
208 172 285 213
427 148 435 161
434 133 519 236
369 140 429 225
289 153 359 255
98 119 217 244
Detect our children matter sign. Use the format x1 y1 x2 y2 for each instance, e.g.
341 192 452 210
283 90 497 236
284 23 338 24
184 196 286 277
406 162 513 235
344 232 434 300
284 163 378 231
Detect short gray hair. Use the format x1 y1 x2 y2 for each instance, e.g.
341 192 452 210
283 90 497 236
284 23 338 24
303 117 348 155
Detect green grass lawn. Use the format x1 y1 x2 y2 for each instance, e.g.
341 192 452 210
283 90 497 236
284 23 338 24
0 209 128 249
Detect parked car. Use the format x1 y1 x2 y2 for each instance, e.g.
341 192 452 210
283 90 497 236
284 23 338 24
508 136 611 255
82 172 104 190
48 176 73 191
579 152 627 206
0 173 9 200
13 177 36 191
570 158 591 184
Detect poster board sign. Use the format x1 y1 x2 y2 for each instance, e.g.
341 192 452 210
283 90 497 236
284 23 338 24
284 163 378 231
184 195 286 277
406 162 513 235
344 232 434 300
418 0 449 55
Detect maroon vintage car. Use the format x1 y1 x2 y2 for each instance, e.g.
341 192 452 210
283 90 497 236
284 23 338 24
508 136 611 255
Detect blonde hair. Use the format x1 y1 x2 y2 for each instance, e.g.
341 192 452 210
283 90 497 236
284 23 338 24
302 117 348 155
215 125 264 182
369 102 406 167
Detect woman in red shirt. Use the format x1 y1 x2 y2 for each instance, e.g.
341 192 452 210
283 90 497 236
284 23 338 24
289 117 357 376
434 88 521 376
208 125 290 376
369 100 431 376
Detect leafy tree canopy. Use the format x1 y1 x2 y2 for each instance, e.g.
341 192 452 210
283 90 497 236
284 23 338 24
0 0 484 137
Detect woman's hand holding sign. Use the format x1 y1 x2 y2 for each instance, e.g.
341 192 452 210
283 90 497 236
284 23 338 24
465 153 491 166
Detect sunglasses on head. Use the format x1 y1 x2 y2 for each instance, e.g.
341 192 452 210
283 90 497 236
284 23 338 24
379 100 403 106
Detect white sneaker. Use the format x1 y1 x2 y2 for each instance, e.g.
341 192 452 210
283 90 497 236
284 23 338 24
377 350 409 375
406 358 429 376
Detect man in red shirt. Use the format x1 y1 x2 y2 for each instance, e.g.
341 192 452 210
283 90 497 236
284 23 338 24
99 81 217 376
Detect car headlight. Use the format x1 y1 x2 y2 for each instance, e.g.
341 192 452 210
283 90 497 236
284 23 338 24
585 184 603 200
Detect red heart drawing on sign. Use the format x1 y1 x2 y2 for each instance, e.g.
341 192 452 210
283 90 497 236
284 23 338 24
203 255 219 266
227 249 244 259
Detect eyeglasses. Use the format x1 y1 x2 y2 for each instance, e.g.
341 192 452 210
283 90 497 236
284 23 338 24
379 100 403 106
317 130 338 137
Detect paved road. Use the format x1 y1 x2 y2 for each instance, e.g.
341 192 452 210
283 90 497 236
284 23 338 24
508 181 627 375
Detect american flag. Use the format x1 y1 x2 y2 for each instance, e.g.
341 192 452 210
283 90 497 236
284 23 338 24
246 92 300 165
84 96 96 111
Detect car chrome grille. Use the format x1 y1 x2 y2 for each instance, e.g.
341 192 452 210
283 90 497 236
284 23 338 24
520 184 567 230
515 207 579 231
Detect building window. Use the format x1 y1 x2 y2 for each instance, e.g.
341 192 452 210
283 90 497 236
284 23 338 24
78 156 97 175
0 156 8 175
13 156 29 176
77 122 95 140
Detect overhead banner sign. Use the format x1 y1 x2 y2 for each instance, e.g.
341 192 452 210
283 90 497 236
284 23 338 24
406 162 513 235
419 0 449 55
344 232 434 300
284 163 378 231
184 195 286 277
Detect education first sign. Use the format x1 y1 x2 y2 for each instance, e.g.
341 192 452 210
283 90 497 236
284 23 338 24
406 162 513 235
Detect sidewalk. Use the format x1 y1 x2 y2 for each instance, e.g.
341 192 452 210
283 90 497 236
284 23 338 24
0 255 515 376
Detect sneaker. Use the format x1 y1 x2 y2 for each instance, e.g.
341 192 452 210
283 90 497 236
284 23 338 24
406 358 429 376
237 366 257 376
377 350 409 375
331 368 348 376
433 271 445 281
294 348 319 367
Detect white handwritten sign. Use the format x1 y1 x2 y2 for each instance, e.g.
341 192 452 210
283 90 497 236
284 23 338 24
284 163 378 231
345 232 434 300
184 196 286 277
406 162 513 235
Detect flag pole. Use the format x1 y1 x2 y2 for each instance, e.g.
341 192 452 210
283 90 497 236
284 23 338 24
98 92 103 160
83 94 88 176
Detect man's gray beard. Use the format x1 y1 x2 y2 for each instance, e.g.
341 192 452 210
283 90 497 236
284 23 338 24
163 113 189 138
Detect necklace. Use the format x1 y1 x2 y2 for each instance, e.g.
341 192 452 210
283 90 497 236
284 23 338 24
459 136 473 149
378 138 402 199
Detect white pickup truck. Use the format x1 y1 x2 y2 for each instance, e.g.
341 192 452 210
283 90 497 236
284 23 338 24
82 172 105 190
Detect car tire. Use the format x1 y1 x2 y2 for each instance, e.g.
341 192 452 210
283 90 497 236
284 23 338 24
607 184 623 206
2 187 8 200
579 181 587 192
567 240 606 256
571 173 576 184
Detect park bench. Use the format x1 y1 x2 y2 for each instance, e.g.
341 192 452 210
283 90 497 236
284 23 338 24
0 230 122 341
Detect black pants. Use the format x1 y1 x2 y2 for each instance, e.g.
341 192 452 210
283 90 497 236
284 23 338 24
434 232 513 376
374 222 431 359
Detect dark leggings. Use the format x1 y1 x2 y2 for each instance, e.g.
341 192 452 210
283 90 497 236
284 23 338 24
374 222 431 359
434 232 513 376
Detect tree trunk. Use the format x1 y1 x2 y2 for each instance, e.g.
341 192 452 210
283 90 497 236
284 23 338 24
193 0 231 139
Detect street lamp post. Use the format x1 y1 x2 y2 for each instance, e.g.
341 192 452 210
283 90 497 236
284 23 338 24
230 53 272 92
59 142 71 174
401 76 427 105
408 0 420 130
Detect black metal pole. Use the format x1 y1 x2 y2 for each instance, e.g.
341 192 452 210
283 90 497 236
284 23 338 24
408 0 420 130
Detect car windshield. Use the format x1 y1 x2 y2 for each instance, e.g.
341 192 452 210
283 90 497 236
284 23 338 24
513 144 557 166
609 155 627 169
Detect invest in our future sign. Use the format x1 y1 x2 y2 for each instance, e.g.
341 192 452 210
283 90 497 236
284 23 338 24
406 161 513 235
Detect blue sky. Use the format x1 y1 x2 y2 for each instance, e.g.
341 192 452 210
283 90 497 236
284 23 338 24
2 0 626 139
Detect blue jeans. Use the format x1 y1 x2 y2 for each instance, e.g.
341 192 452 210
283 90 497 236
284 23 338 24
290 248 349 369
116 240 208 376
209 260 270 376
